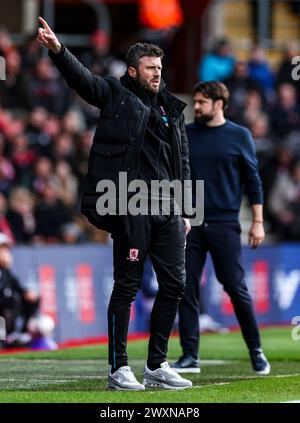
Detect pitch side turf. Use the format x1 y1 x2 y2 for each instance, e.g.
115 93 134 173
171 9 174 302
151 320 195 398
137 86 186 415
0 327 299 403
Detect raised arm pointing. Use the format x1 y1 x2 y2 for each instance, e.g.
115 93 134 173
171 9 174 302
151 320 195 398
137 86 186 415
36 17 110 108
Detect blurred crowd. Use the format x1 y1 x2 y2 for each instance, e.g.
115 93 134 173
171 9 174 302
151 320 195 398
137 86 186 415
0 27 300 244
200 39 300 241
0 27 126 245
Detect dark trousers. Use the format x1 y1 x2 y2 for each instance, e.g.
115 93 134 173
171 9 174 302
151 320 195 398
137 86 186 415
178 221 261 359
108 213 186 368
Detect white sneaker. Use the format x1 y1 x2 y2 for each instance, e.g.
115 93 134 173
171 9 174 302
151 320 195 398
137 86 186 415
199 314 229 333
143 362 193 390
107 366 145 391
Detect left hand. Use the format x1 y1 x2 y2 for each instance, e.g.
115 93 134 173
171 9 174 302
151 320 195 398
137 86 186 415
248 221 265 249
182 218 191 235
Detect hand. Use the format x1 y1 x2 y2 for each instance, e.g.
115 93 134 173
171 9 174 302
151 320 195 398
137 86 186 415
37 17 61 54
248 221 265 249
23 291 39 303
182 218 191 235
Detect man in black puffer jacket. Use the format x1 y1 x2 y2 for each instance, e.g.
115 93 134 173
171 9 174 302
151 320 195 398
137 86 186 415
37 17 193 390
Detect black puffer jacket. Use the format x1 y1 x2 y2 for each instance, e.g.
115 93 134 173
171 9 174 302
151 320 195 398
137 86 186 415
49 45 191 232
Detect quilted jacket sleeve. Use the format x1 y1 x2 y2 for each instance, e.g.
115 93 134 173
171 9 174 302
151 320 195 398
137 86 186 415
49 44 111 109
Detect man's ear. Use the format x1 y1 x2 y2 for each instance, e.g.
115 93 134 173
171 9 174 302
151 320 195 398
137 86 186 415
215 99 223 111
128 67 137 78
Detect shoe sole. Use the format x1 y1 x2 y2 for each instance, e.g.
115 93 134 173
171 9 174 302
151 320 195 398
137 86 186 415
107 383 145 391
172 367 201 374
143 379 192 390
253 364 271 376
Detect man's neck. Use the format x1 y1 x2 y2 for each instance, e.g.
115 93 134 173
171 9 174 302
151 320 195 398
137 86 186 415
206 114 226 127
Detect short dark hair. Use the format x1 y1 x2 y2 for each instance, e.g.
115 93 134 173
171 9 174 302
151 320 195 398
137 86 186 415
193 81 230 110
126 42 164 68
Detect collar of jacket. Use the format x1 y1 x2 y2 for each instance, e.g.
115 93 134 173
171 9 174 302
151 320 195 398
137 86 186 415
120 71 186 118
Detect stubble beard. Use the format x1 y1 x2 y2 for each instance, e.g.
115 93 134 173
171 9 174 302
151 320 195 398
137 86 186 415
195 113 215 124
136 71 160 94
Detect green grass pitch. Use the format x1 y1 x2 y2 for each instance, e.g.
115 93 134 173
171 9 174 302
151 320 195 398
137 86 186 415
0 327 299 403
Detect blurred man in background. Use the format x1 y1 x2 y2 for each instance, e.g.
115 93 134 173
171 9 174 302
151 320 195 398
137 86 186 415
0 233 39 347
172 82 270 375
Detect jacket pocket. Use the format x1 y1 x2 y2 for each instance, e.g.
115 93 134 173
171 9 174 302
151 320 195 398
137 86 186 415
88 143 128 184
91 143 127 157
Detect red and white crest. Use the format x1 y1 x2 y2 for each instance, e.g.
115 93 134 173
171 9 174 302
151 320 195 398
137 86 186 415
127 248 140 262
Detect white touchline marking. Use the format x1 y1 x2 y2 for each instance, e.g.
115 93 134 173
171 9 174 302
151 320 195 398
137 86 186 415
0 359 103 364
0 377 107 386
282 400 300 403
194 382 231 388
200 360 233 365
0 379 76 383
191 373 300 389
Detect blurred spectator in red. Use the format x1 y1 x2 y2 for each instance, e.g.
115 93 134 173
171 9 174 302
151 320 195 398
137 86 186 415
6 187 36 243
0 111 24 141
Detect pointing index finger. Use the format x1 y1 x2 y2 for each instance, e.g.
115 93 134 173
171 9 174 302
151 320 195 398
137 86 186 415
38 17 52 32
